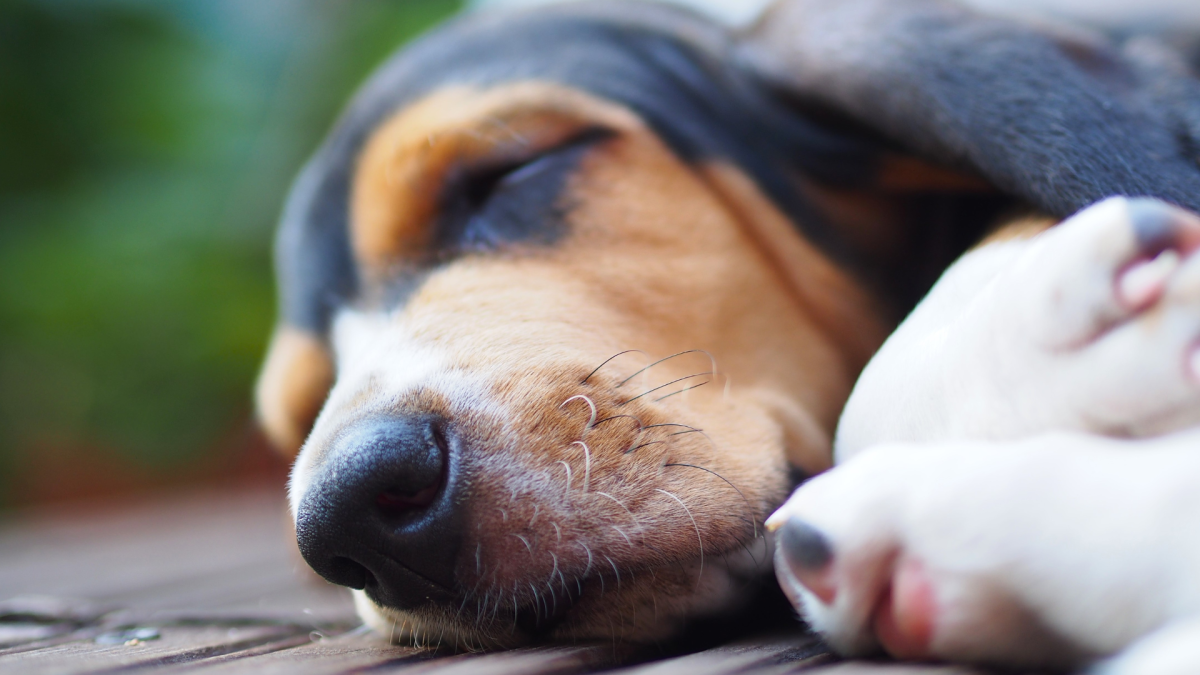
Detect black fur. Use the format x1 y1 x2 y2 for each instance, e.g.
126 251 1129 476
278 0 1200 338
274 2 878 337
740 0 1200 218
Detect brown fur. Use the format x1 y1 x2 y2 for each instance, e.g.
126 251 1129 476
255 327 333 456
977 215 1058 247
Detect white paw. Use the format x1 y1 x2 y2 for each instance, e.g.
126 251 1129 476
1094 618 1200 675
992 197 1200 435
839 197 1200 457
768 430 1200 669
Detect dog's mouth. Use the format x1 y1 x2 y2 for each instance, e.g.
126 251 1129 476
290 348 785 647
353 544 769 650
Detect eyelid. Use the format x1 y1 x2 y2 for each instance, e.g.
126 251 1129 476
434 129 613 256
351 84 641 272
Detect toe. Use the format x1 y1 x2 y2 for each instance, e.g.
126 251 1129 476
1126 198 1200 254
873 558 937 661
776 518 837 604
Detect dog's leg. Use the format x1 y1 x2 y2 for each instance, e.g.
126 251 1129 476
772 196 1200 667
837 196 1200 460
770 428 1200 669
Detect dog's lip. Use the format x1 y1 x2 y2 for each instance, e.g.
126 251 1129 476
358 543 458 609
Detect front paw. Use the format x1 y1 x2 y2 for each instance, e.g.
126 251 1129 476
983 197 1200 436
768 434 1200 669
837 197 1200 457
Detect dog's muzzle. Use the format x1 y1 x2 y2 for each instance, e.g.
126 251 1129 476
295 416 462 610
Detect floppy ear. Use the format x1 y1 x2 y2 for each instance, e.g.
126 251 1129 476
735 0 1200 217
255 327 333 457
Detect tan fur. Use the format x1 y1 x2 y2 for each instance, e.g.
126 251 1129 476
255 327 333 456
978 214 1058 246
351 83 643 276
876 155 994 193
284 82 891 647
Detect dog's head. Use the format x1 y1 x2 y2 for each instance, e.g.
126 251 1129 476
254 1 993 648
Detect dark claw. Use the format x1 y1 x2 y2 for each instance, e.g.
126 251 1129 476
1129 197 1185 251
778 518 833 571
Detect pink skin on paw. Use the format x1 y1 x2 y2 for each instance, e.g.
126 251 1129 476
795 565 837 606
872 558 937 661
1117 250 1180 310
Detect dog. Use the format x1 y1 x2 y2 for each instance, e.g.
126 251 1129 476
254 0 1200 663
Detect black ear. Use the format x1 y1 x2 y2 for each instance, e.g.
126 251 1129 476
734 0 1200 218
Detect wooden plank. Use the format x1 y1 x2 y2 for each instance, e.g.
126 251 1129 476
0 489 356 625
0 624 306 675
143 630 421 675
0 490 1006 675
167 633 613 675
794 663 988 675
394 646 614 675
611 632 827 675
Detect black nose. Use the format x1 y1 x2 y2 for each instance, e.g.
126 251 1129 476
295 416 461 609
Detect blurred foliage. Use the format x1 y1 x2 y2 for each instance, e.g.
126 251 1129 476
0 0 462 507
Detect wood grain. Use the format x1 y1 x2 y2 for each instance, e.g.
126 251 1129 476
0 488 988 674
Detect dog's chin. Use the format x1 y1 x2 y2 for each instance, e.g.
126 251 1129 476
353 540 773 650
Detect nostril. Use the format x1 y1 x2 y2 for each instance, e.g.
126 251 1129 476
328 556 372 590
376 483 439 514
373 422 446 517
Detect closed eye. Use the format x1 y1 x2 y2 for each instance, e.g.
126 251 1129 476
434 129 611 257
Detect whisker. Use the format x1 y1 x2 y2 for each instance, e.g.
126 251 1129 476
603 554 621 590
622 372 712 405
560 394 597 433
571 440 592 492
551 553 570 595
615 349 715 388
548 554 563 610
593 414 644 432
582 349 648 384
594 491 638 525
578 542 595 576
611 525 633 546
664 462 759 540
643 422 699 432
489 588 503 623
459 576 484 617
655 488 704 587
513 533 535 556
625 440 664 454
557 460 573 493
654 378 711 402
529 582 542 620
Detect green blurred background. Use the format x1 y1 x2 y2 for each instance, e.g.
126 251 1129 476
0 0 462 509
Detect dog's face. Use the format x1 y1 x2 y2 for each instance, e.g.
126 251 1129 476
256 4 889 648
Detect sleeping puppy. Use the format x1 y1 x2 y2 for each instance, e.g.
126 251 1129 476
255 0 1200 658
257 1 897 647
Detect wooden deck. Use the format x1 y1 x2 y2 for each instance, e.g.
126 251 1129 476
0 488 985 674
